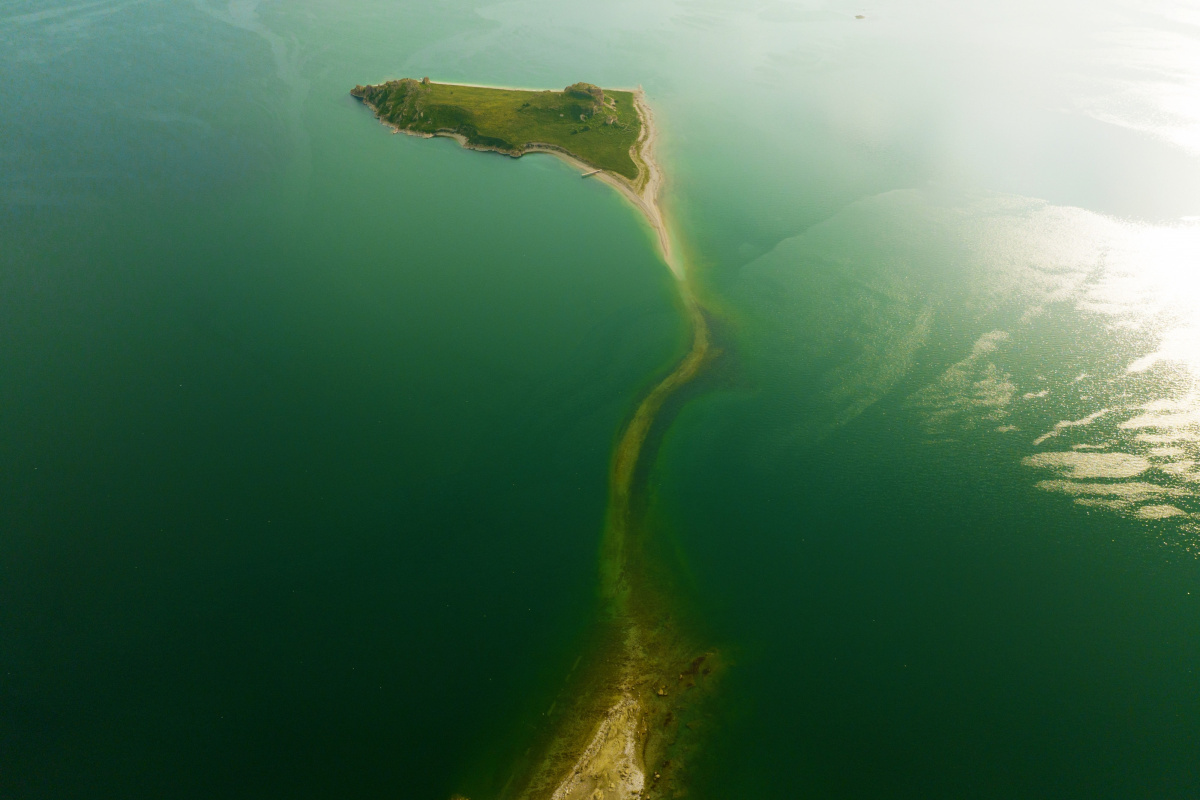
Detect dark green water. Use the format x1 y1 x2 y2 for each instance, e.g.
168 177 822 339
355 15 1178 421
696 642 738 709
1 3 687 796
3 0 1200 798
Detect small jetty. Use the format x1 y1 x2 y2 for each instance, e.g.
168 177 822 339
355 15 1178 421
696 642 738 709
581 169 602 178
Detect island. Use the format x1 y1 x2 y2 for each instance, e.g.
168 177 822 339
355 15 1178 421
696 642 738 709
350 79 677 276
352 79 716 800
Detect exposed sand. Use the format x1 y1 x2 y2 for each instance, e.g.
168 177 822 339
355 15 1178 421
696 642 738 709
549 692 646 800
526 90 676 278
607 90 678 278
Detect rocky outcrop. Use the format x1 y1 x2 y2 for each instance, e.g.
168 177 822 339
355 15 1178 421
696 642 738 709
351 78 429 125
564 82 606 120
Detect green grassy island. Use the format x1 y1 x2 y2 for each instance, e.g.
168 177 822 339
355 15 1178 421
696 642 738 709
351 79 644 180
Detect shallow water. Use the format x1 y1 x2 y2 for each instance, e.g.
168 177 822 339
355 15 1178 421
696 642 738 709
3 0 1199 798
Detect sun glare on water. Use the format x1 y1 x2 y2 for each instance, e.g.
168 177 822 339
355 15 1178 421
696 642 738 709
1014 218 1200 542
897 198 1200 548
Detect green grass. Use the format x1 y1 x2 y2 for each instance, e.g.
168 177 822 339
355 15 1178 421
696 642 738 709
351 80 643 180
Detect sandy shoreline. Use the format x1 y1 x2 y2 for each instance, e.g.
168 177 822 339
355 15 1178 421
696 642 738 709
548 691 645 800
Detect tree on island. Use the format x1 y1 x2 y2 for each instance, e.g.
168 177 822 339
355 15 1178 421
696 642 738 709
565 82 606 120
565 82 605 103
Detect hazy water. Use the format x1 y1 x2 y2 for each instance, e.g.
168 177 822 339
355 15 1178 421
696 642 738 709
653 2 1200 797
4 0 1200 798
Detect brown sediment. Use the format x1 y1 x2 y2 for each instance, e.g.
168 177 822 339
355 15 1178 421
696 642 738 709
584 90 678 278
356 81 714 798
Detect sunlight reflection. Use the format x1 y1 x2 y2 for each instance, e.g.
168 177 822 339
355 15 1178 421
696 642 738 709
1021 218 1200 539
1075 22 1200 156
902 193 1200 547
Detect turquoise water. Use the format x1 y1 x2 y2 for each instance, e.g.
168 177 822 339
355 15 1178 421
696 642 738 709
3 0 1199 797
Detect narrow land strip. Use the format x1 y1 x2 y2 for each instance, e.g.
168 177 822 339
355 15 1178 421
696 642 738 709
354 79 712 798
